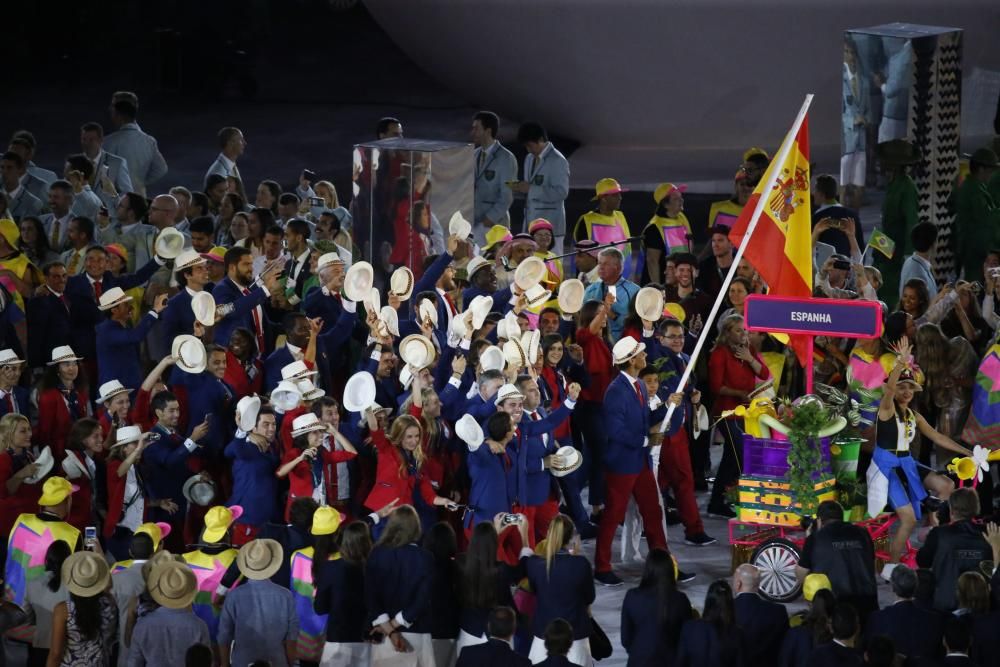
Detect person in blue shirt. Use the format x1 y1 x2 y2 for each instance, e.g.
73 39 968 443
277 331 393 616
95 288 167 390
225 406 280 542
583 248 640 342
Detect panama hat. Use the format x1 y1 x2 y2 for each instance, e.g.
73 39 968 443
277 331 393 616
317 251 344 271
61 452 89 480
365 289 382 319
0 349 25 366
154 227 185 260
592 177 629 201
135 522 171 551
281 360 317 382
523 284 552 308
448 210 472 240
191 291 216 327
295 378 325 401
612 336 646 365
171 335 207 374
418 300 438 328
484 225 512 251
494 383 525 406
380 305 400 337
399 334 436 369
514 256 546 291
549 446 583 478
173 248 206 272
202 505 243 543
96 379 130 405
311 506 344 536
653 182 687 205
876 139 921 166
466 256 491 279
27 447 55 485
97 286 133 311
343 371 377 413
557 279 585 314
468 295 493 330
38 474 77 503
399 364 414 390
291 412 326 438
635 286 665 322
237 539 284 581
62 551 110 597
182 475 218 507
343 261 374 302
148 561 197 609
47 345 84 365
449 310 469 339
455 414 484 448
503 339 528 370
236 395 261 433
389 266 414 300
521 329 541 365
112 425 142 448
479 345 505 372
270 380 303 412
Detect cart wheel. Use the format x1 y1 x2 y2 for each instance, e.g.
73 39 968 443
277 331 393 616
750 537 802 603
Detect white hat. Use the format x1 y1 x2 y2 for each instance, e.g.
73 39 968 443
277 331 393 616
154 227 185 260
112 426 142 448
399 364 414 390
61 452 88 480
514 256 546 290
494 383 525 406
343 371 377 413
96 379 130 404
343 261 374 303
0 349 26 366
467 295 493 330
390 267 415 300
47 345 83 365
25 446 53 484
418 300 438 328
611 336 646 365
521 329 541 365
291 413 326 437
449 310 469 338
281 360 317 382
523 284 552 308
191 291 216 327
97 286 133 311
317 251 344 271
497 311 520 341
236 395 261 433
182 475 217 507
379 306 400 337
399 334 435 369
549 446 583 478
448 210 472 240
295 378 325 401
270 380 303 411
503 339 528 370
635 286 665 323
171 335 207 374
365 289 381 318
479 345 505 372
557 279 585 314
466 256 491 279
455 414 484 448
173 248 207 272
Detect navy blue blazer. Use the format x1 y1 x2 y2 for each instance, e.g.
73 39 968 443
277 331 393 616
676 619 746 667
534 657 581 667
621 586 693 667
142 423 201 514
224 436 279 528
973 610 1000 667
314 557 368 643
95 313 158 390
733 593 789 667
524 552 594 640
807 641 863 667
366 544 434 633
466 438 509 528
602 373 652 474
455 638 531 667
256 522 313 588
462 284 513 315
0 386 30 419
211 277 270 348
777 625 815 667
25 292 72 368
864 600 942 661
426 556 460 639
159 288 197 343
65 259 161 358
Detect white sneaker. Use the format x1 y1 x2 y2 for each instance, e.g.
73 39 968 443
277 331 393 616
880 563 898 582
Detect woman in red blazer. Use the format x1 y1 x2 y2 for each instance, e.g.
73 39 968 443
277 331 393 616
0 413 43 541
276 414 357 520
35 346 91 461
222 327 263 400
62 418 106 531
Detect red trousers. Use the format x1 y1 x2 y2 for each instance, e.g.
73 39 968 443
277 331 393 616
657 428 704 537
513 499 560 547
596 468 667 572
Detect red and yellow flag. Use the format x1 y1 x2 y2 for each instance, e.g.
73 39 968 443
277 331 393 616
728 115 812 364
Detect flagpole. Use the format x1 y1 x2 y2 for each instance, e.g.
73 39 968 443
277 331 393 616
659 94 815 433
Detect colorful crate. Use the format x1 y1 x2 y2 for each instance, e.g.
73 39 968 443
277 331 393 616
742 435 831 479
736 475 838 527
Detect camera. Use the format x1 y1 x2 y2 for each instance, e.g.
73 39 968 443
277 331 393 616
302 169 317 182
308 196 324 206
500 513 523 526
832 259 851 271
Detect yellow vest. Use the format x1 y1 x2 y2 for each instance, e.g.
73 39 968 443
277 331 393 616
4 514 80 606
575 211 632 259
0 253 40 311
644 213 692 256
707 198 744 230
533 250 563 288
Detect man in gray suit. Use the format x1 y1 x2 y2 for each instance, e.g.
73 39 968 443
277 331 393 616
97 192 154 272
471 111 517 246
8 131 57 190
40 180 76 251
205 126 246 185
80 121 133 219
65 155 104 222
513 122 570 253
103 91 168 196
0 151 43 221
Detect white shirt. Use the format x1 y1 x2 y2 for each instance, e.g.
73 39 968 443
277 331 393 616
286 342 304 361
119 466 144 531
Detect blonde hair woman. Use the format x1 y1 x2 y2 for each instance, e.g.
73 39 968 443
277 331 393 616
0 413 42 540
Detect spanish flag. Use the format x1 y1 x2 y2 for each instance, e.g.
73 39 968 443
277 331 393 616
728 114 813 365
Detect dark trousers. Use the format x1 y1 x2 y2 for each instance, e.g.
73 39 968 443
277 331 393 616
710 418 745 506
574 401 608 507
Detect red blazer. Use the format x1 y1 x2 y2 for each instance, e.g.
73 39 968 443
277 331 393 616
97 388 154 439
63 450 102 531
576 328 614 403
280 443 356 520
35 387 90 460
0 449 42 538
363 429 437 513
708 345 771 417
223 350 263 400
103 459 145 539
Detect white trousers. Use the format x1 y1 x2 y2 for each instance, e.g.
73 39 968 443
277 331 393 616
320 641 371 667
371 632 436 667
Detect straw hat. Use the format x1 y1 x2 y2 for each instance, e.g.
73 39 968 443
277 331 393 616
592 177 629 201
466 256 491 280
635 287 665 322
62 551 110 597
173 248 207 272
61 452 89 480
281 360 317 382
467 295 493 330
295 378 325 401
236 395 261 433
38 474 77 503
390 266 414 300
399 334 436 369
182 475 218 508
343 261 375 302
147 561 198 609
27 447 55 485
521 329 541 365
523 284 551 308
479 345 505 372
112 426 142 448
448 210 473 240
380 305 400 337
47 345 83 366
171 335 207 374
494 383 525 406
557 279 585 314
317 251 344 271
191 291 216 327
611 336 646 365
455 414 484 448
96 379 130 405
291 413 326 437
0 349 25 366
237 539 284 581
418 300 438 328
154 227 185 260
311 506 344 536
135 522 172 551
202 505 243 543
514 256 546 290
97 286 133 311
549 445 583 478
270 380 303 411
343 371 377 413
503 339 528 370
